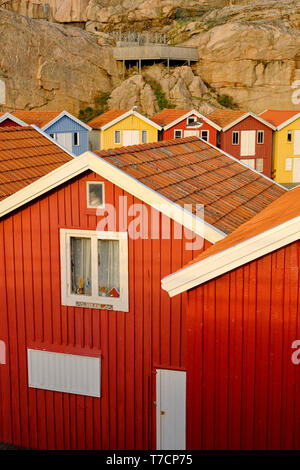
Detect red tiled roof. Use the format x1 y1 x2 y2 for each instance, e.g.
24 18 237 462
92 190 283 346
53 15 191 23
186 184 300 266
208 109 246 128
259 109 300 127
94 136 285 235
88 109 129 129
12 110 62 128
0 127 73 201
151 109 191 126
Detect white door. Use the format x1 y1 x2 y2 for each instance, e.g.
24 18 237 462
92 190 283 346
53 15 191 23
156 369 186 450
184 130 199 137
123 130 139 146
240 130 256 156
293 158 300 183
294 130 300 155
56 132 73 151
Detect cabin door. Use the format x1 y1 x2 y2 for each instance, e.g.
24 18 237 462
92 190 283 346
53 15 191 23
156 369 186 450
240 130 256 156
293 158 300 183
123 130 139 146
56 132 73 151
294 130 300 155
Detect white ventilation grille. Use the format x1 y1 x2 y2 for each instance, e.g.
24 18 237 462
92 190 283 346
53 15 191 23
27 349 101 397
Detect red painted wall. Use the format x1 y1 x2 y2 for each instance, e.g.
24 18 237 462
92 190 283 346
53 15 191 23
162 116 218 146
0 170 208 450
187 241 300 450
219 116 273 177
0 119 19 128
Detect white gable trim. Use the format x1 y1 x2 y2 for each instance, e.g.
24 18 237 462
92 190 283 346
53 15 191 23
276 112 300 131
42 110 92 131
222 112 276 132
162 215 300 297
0 112 28 127
101 109 162 131
163 110 222 131
0 151 225 244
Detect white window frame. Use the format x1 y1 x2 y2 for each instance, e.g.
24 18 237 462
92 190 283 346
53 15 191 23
187 116 196 127
60 229 129 312
287 130 292 142
114 130 121 144
141 130 148 144
201 130 209 142
174 129 182 139
232 131 239 145
257 130 264 144
86 181 105 209
74 132 80 146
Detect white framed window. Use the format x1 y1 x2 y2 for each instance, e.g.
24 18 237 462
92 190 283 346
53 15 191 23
141 130 148 144
86 182 105 209
285 158 292 171
257 130 264 144
232 131 239 145
60 229 128 311
287 130 292 142
114 130 121 144
256 158 264 172
74 132 80 146
187 116 196 126
27 349 101 397
49 133 57 140
174 129 182 139
201 130 209 142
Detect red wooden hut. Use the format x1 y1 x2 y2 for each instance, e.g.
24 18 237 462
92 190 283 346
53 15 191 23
162 187 300 450
151 109 221 146
0 132 285 450
208 110 276 178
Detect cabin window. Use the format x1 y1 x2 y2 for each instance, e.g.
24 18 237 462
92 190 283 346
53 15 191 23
201 130 209 142
86 182 104 209
187 117 196 126
256 158 264 172
49 133 57 140
60 229 128 311
216 131 221 148
232 131 239 145
257 130 264 144
287 130 292 142
174 129 182 139
141 130 147 144
285 158 292 170
74 132 80 146
114 130 121 144
27 349 101 397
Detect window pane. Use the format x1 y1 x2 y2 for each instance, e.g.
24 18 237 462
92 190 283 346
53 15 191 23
142 130 147 143
115 131 121 144
175 130 182 139
71 237 91 296
98 240 120 298
87 183 103 208
74 132 79 146
201 131 208 141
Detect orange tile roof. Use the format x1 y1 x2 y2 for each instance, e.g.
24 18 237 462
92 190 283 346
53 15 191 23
208 109 246 128
12 110 62 128
185 184 299 267
259 109 300 127
88 109 129 129
94 136 285 235
151 109 191 126
0 127 73 201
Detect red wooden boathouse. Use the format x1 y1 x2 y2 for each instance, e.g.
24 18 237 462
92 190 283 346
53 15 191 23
162 187 300 450
0 130 285 450
0 112 27 128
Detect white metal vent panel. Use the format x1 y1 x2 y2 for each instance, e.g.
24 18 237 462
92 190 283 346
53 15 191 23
27 349 101 397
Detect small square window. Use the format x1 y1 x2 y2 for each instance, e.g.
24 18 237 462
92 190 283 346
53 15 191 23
141 130 147 144
87 182 104 209
115 130 121 144
201 130 209 142
285 158 292 171
256 158 264 172
74 132 79 146
232 131 239 145
174 129 182 139
287 130 292 142
187 117 196 126
257 131 264 144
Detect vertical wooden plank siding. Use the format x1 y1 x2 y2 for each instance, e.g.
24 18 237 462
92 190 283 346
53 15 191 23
187 241 300 450
0 170 204 449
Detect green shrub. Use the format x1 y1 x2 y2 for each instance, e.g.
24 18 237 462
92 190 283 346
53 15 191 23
216 94 236 109
78 91 110 123
143 76 175 110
